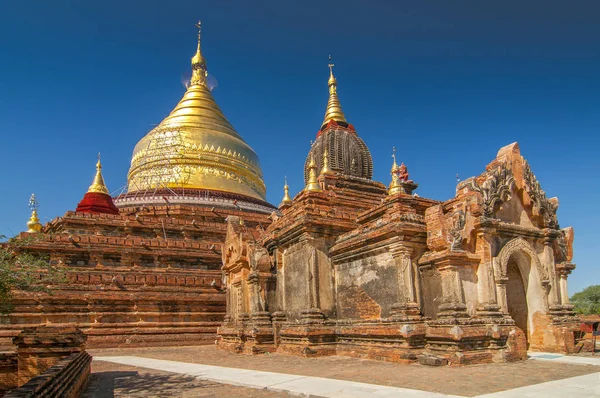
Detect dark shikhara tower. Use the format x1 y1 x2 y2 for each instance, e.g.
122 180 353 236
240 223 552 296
218 59 579 364
2 24 274 349
304 58 373 182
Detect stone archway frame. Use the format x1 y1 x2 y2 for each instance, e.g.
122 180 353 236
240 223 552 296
494 237 552 319
496 237 549 284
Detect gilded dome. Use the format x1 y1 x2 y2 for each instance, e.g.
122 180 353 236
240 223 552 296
126 27 266 201
304 60 373 182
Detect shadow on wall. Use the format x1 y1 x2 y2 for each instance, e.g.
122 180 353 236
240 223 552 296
81 370 222 397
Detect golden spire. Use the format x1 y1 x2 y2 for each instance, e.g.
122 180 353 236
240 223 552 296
126 22 267 201
190 20 208 86
322 55 347 128
321 149 333 176
281 176 293 205
88 153 109 194
26 194 42 233
305 153 322 192
388 147 402 195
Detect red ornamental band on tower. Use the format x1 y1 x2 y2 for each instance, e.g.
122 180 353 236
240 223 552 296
75 154 119 215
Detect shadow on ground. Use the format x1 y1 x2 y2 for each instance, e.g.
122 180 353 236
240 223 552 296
82 371 222 397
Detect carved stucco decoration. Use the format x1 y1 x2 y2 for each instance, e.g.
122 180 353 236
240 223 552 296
496 237 549 284
448 209 466 251
463 162 515 218
522 160 559 229
554 227 574 263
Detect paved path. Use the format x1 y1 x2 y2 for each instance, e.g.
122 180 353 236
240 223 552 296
478 372 600 397
529 351 600 366
83 361 293 397
95 355 600 398
89 345 599 396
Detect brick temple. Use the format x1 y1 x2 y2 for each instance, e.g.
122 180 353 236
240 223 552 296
217 59 579 364
2 26 274 349
4 26 579 365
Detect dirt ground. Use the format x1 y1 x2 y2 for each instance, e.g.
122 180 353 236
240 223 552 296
83 361 296 398
85 345 599 397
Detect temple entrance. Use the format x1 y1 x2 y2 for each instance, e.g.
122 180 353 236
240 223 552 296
506 256 529 343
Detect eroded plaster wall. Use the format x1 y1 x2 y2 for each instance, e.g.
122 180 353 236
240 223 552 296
335 252 398 320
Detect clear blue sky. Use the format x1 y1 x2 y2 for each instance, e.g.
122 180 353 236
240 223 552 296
0 1 598 294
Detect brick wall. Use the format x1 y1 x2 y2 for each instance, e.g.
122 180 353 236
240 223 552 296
4 352 91 398
0 353 18 395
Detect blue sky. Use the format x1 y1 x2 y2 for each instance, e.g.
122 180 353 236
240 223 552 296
0 1 598 293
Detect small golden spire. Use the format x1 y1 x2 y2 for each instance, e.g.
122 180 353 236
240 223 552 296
305 153 322 192
388 147 403 195
190 20 208 86
26 194 42 233
88 153 110 194
322 55 347 128
281 176 293 205
321 149 333 176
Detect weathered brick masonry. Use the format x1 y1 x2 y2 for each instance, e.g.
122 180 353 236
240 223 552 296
2 204 271 349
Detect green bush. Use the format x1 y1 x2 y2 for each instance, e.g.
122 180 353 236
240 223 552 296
570 285 600 315
0 234 65 313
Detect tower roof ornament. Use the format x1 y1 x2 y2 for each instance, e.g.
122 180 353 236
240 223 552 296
388 147 403 195
26 194 42 233
305 153 322 192
320 149 334 176
88 153 110 194
322 55 347 127
191 20 207 86
280 176 293 206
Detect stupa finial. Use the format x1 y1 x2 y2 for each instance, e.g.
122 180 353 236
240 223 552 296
88 153 109 194
281 176 293 205
388 147 403 195
305 153 322 192
321 149 333 176
322 54 347 127
26 194 42 233
190 20 208 86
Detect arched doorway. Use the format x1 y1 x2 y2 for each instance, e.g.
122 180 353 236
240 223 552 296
505 256 529 342
496 238 549 349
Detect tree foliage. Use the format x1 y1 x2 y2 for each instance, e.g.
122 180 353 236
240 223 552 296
0 234 66 313
570 285 600 315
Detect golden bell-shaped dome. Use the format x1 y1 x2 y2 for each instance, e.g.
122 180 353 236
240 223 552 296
126 23 266 201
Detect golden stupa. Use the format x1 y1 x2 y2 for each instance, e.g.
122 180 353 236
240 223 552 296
127 22 266 201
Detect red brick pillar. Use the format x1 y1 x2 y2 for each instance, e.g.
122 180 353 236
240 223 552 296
13 326 87 386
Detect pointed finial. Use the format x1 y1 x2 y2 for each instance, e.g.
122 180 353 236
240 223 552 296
26 194 42 233
321 149 333 176
391 146 398 171
305 153 322 192
88 153 109 194
28 193 39 212
388 147 403 195
190 20 208 86
322 54 347 127
281 176 293 205
195 20 202 44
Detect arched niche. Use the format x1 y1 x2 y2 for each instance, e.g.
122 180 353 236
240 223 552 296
494 237 549 341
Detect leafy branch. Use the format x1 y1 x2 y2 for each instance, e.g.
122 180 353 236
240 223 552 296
0 234 66 313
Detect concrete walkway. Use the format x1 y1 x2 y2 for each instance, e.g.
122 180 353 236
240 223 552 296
529 351 600 366
95 355 600 397
478 372 600 397
96 356 459 397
